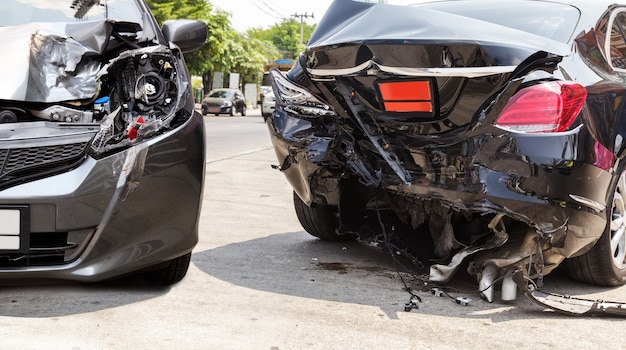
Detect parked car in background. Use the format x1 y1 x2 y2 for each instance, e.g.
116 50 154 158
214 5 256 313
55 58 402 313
267 0 626 303
0 0 207 285
259 71 273 106
201 88 247 116
261 90 276 121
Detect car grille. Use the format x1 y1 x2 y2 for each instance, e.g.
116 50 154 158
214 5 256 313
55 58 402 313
0 142 89 189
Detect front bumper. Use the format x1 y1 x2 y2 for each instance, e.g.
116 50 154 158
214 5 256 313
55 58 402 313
0 111 205 282
202 104 232 115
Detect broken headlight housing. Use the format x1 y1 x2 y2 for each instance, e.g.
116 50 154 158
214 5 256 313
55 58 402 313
89 46 190 156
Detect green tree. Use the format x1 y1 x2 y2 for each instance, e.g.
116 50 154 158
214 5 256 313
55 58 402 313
146 0 237 92
230 34 280 85
145 0 303 92
147 0 207 21
249 19 316 59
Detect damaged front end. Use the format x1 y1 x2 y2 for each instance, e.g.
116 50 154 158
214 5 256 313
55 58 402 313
0 19 196 189
267 0 621 305
0 2 207 283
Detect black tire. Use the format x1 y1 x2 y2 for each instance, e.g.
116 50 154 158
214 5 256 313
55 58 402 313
566 170 626 286
151 253 192 285
293 191 357 242
241 105 247 116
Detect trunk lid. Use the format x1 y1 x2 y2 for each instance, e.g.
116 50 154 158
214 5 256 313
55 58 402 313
305 0 579 135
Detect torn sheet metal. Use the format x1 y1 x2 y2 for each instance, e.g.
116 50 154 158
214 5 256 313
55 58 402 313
0 20 147 103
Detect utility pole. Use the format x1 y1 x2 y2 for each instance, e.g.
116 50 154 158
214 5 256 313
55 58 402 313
291 12 314 44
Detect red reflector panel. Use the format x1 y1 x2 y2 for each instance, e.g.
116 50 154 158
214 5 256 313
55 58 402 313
384 102 433 113
379 81 432 101
495 81 587 133
378 81 433 113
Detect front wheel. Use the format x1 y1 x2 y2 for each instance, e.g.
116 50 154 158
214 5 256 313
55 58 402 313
150 253 192 285
293 191 358 242
566 170 626 286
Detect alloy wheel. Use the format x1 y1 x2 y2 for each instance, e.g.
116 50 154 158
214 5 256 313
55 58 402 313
611 173 626 269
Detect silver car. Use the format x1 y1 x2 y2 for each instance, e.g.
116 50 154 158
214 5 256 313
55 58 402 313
261 90 276 121
0 0 207 284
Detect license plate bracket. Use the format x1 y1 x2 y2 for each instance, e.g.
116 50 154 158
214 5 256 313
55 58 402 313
0 206 29 253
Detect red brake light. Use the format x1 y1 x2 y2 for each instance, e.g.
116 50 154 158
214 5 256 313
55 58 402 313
378 81 433 113
495 81 587 133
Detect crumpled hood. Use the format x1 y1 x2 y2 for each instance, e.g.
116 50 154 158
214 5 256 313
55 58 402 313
307 0 572 71
0 20 143 103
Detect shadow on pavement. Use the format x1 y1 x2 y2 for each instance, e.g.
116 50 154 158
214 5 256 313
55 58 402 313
192 230 620 321
0 274 169 318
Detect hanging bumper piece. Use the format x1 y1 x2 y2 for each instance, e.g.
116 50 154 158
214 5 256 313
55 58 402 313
513 271 626 317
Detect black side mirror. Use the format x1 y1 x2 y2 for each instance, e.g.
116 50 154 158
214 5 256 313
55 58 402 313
161 19 207 53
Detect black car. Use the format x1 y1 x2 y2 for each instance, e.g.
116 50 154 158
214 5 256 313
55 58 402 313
0 0 207 285
201 88 247 116
267 0 626 303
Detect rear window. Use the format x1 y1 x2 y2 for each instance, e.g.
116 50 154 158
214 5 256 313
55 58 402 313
414 0 580 43
261 72 271 87
209 90 233 98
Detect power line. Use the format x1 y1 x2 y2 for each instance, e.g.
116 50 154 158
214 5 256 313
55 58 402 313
262 0 290 17
259 0 288 18
248 0 282 19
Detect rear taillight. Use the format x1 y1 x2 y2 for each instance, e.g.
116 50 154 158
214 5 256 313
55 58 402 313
495 81 587 133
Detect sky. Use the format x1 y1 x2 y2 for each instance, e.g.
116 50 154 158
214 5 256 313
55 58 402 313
211 0 334 32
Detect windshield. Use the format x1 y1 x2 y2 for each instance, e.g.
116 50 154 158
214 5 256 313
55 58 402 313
0 0 144 26
209 90 234 98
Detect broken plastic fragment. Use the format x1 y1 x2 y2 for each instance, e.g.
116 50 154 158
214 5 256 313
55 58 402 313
456 297 471 306
404 294 422 312
127 116 145 140
431 287 444 297
91 106 120 151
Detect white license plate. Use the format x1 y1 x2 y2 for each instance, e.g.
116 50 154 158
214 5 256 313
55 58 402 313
208 107 221 113
0 209 22 250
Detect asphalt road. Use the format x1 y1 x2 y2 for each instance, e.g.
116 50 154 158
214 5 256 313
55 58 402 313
1 107 626 349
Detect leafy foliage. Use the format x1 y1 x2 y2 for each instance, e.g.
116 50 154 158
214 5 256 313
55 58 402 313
145 0 314 92
248 19 316 59
146 0 231 80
